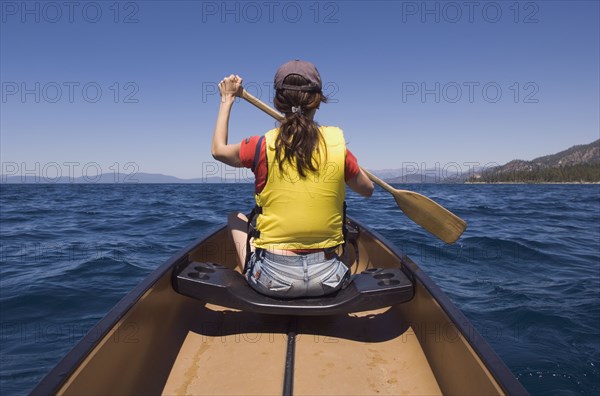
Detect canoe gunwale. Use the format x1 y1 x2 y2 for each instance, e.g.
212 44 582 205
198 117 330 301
30 224 225 396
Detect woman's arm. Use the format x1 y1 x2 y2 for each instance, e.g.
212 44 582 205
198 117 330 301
347 168 374 197
211 75 243 167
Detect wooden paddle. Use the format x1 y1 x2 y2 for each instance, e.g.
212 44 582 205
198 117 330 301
240 88 467 244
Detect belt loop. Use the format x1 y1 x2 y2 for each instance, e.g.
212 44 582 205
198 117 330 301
302 256 308 282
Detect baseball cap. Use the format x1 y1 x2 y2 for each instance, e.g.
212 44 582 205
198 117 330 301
274 60 322 92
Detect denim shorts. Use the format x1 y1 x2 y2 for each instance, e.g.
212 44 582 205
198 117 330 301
245 249 351 298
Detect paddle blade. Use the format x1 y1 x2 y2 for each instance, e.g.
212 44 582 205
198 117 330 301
393 190 467 244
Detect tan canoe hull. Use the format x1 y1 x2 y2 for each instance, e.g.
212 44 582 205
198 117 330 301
33 219 527 395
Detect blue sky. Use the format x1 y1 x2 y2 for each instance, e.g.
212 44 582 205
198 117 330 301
1 0 599 179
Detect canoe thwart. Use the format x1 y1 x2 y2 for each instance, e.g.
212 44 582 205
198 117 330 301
172 262 414 315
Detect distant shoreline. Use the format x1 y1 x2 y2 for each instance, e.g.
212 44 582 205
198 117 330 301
464 181 600 185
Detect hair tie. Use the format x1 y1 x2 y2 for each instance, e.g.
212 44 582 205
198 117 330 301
291 106 303 115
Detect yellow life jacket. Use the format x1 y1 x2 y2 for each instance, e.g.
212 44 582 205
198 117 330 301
253 126 346 250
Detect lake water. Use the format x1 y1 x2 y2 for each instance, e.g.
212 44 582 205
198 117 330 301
0 183 598 395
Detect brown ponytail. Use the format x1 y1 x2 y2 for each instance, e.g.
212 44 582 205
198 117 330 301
273 74 328 178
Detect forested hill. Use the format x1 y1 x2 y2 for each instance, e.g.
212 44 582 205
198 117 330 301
469 140 600 183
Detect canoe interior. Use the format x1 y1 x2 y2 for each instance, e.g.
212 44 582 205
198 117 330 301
35 221 524 395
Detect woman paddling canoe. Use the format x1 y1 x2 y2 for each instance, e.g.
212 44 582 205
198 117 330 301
211 60 374 298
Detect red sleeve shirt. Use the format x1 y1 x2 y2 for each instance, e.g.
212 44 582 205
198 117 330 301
240 136 360 194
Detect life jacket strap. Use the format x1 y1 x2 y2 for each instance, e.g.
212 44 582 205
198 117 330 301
342 201 347 249
251 136 265 172
243 205 262 274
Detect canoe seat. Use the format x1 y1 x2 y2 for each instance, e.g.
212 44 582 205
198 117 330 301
173 262 414 315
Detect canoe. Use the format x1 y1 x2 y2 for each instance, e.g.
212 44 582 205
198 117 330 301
32 218 527 395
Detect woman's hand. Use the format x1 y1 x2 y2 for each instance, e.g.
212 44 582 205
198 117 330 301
218 74 242 102
212 74 243 168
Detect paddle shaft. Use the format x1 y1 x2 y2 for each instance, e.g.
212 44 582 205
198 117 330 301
242 90 285 122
